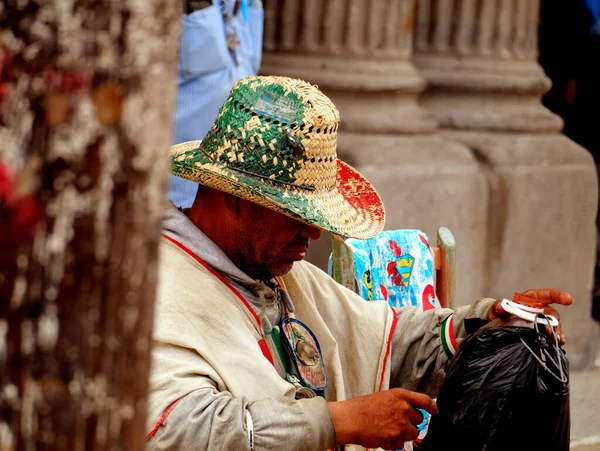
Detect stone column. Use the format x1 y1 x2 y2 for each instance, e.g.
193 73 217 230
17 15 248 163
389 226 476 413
262 0 489 305
414 0 598 368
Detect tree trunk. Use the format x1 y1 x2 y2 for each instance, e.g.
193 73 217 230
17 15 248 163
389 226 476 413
0 1 179 449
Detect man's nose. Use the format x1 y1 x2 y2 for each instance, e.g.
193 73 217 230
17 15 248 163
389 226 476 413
300 224 322 241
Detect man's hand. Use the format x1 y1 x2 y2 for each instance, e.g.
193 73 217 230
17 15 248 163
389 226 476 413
327 388 438 449
488 289 574 345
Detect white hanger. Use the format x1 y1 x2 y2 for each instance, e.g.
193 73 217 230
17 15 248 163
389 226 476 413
500 299 559 327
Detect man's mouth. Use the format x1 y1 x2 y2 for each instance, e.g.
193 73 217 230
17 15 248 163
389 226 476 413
282 242 309 261
282 247 308 261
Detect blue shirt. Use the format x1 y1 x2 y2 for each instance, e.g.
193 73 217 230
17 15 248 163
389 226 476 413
168 1 263 207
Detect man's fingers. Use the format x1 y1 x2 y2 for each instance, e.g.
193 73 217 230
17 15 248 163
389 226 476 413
545 324 566 345
404 424 419 443
521 289 574 306
493 301 508 317
557 319 566 344
407 408 424 427
537 306 564 344
399 390 438 415
538 306 564 345
384 425 419 449
555 323 566 345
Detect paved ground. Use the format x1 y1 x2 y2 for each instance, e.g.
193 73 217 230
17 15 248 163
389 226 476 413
571 324 600 450
571 368 600 449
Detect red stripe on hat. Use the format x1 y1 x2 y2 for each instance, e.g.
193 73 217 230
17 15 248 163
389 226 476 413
336 160 385 222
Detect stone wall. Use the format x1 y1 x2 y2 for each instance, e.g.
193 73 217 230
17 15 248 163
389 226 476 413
261 0 598 368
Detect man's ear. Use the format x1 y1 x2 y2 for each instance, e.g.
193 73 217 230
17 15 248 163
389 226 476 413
223 193 241 217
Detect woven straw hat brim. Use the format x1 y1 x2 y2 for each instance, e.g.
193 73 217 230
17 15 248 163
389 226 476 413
170 141 385 239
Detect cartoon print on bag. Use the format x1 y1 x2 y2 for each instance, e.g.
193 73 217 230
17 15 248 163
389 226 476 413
421 284 437 311
386 240 415 294
363 269 373 301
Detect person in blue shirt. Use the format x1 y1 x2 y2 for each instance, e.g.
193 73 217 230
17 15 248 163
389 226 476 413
169 0 264 207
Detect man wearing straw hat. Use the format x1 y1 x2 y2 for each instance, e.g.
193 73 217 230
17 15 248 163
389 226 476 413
146 76 572 450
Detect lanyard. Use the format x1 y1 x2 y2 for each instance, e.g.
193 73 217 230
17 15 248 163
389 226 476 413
262 280 328 395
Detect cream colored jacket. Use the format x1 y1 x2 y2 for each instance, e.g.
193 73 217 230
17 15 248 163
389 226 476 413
147 229 494 450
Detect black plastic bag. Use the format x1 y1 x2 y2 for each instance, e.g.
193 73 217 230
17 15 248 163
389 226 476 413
419 323 570 451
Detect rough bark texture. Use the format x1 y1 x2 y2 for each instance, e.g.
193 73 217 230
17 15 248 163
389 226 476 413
0 1 179 449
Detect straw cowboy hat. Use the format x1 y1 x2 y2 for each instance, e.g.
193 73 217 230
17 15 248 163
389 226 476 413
169 76 385 239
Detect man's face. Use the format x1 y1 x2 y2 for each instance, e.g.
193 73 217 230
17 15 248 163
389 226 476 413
231 199 322 281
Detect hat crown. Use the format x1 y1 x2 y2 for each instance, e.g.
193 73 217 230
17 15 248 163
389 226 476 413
201 76 340 192
170 75 386 239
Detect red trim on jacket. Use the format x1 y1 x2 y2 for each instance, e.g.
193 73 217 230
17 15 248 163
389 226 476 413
378 307 398 392
161 233 262 329
258 338 274 365
145 398 181 441
146 235 273 441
